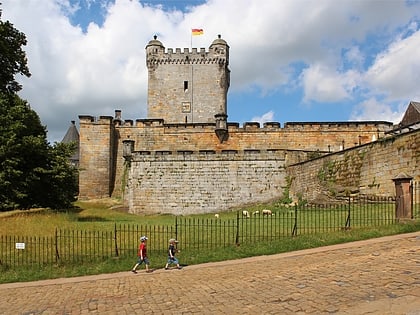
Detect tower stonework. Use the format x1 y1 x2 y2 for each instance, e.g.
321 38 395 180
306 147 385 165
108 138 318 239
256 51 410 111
78 115 116 199
146 35 229 123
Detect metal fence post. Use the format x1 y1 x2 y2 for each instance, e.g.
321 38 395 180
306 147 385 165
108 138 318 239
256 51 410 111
235 211 239 245
175 216 178 241
345 197 351 229
292 205 298 236
55 228 60 262
114 223 119 257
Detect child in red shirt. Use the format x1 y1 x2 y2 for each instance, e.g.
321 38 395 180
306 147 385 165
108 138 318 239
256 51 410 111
131 236 152 273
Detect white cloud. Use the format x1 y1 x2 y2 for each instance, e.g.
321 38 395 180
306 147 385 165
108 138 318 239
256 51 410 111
365 29 420 100
251 111 275 125
301 64 360 103
2 0 420 142
350 98 404 123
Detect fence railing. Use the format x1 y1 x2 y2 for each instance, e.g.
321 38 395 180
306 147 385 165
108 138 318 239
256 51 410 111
0 196 400 268
413 181 420 219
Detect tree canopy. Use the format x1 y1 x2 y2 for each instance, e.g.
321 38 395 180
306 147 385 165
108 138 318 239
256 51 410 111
0 6 31 94
0 5 78 211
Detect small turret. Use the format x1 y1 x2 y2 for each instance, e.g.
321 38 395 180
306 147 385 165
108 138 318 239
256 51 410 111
146 35 165 69
209 34 229 64
215 113 228 143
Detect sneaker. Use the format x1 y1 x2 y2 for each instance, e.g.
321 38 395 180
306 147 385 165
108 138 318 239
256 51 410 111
146 269 153 273
131 270 137 274
177 266 183 270
165 267 169 270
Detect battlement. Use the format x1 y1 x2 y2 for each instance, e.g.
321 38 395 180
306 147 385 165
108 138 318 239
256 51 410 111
146 35 229 67
146 47 228 66
81 111 394 135
283 121 393 132
126 147 287 162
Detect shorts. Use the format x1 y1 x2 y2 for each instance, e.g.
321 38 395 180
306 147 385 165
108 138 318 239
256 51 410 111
137 257 150 265
167 257 179 265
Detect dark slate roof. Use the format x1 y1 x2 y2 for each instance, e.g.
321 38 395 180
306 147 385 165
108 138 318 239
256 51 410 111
61 121 79 162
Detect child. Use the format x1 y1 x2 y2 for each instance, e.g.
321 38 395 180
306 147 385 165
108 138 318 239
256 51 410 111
165 238 182 270
131 236 152 273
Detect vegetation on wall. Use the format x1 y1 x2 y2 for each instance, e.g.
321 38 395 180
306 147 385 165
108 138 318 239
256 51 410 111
279 176 293 204
317 160 338 184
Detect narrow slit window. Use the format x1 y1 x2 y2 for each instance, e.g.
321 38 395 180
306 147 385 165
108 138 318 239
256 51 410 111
184 81 188 92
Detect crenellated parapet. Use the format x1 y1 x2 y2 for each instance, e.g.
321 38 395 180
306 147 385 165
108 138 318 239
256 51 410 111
79 111 393 136
146 47 228 66
146 34 229 67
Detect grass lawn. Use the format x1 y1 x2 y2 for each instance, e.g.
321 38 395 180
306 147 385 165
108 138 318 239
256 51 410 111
1 198 419 284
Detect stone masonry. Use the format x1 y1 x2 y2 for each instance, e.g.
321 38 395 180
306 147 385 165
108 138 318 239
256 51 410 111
287 129 420 203
77 36 418 215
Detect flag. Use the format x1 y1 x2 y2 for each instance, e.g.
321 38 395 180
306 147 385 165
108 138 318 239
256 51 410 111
192 28 203 36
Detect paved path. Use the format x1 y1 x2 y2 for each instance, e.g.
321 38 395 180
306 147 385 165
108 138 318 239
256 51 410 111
0 232 419 315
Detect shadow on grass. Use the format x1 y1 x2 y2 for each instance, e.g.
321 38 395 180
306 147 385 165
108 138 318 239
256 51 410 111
76 216 109 222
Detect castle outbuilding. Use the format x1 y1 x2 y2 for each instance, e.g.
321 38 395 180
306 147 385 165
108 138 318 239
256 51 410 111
77 36 405 215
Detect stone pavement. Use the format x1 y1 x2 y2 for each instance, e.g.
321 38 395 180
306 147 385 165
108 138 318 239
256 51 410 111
0 232 419 315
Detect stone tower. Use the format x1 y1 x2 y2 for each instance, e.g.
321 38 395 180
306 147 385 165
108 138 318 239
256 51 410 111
146 35 230 124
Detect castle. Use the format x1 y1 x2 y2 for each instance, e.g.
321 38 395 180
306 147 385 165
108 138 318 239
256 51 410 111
74 35 419 215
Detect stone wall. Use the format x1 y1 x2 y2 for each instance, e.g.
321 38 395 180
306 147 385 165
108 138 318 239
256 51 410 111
287 129 420 203
78 115 115 199
124 150 288 215
78 113 394 209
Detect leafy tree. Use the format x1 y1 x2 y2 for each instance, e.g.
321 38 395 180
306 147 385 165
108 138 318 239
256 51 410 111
39 141 79 209
0 6 31 93
0 5 78 211
0 94 49 209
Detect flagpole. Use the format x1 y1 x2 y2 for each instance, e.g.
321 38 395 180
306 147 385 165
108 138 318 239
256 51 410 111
190 28 192 122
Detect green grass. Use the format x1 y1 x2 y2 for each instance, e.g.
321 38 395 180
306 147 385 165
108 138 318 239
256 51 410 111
0 199 419 284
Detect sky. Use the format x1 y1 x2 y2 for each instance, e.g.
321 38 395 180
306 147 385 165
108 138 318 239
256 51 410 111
2 0 420 143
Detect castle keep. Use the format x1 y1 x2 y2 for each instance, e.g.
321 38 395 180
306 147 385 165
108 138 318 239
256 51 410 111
78 36 405 215
146 34 229 124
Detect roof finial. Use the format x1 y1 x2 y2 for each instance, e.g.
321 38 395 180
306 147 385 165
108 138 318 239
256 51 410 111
218 34 221 39
154 35 157 40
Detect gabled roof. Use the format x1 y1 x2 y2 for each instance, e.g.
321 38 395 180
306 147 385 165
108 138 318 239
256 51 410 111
399 101 420 127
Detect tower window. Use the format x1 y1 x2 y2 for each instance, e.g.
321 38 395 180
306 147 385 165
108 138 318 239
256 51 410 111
184 81 189 92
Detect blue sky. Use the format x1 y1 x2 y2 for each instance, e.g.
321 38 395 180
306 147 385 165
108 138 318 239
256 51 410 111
2 0 420 143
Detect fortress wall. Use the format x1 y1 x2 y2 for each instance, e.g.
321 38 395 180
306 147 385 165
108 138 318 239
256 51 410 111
115 120 390 152
78 113 394 210
287 130 420 203
107 121 392 200
125 151 287 215
78 116 114 199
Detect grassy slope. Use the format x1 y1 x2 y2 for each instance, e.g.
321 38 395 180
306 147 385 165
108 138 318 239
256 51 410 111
1 199 419 284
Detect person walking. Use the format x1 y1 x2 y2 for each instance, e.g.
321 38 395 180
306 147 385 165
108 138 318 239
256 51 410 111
131 236 152 273
165 238 182 270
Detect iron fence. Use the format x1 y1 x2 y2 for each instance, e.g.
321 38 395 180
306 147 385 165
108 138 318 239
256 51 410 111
413 181 420 219
0 195 403 268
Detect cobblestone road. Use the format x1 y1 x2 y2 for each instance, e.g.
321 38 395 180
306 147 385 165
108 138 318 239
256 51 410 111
0 232 419 315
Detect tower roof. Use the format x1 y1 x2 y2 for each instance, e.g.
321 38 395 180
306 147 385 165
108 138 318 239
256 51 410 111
146 35 164 48
61 121 80 163
210 34 229 48
62 121 79 143
400 101 420 127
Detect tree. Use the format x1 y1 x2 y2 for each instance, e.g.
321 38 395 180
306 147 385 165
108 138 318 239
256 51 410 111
0 5 78 211
0 94 49 209
0 6 31 93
